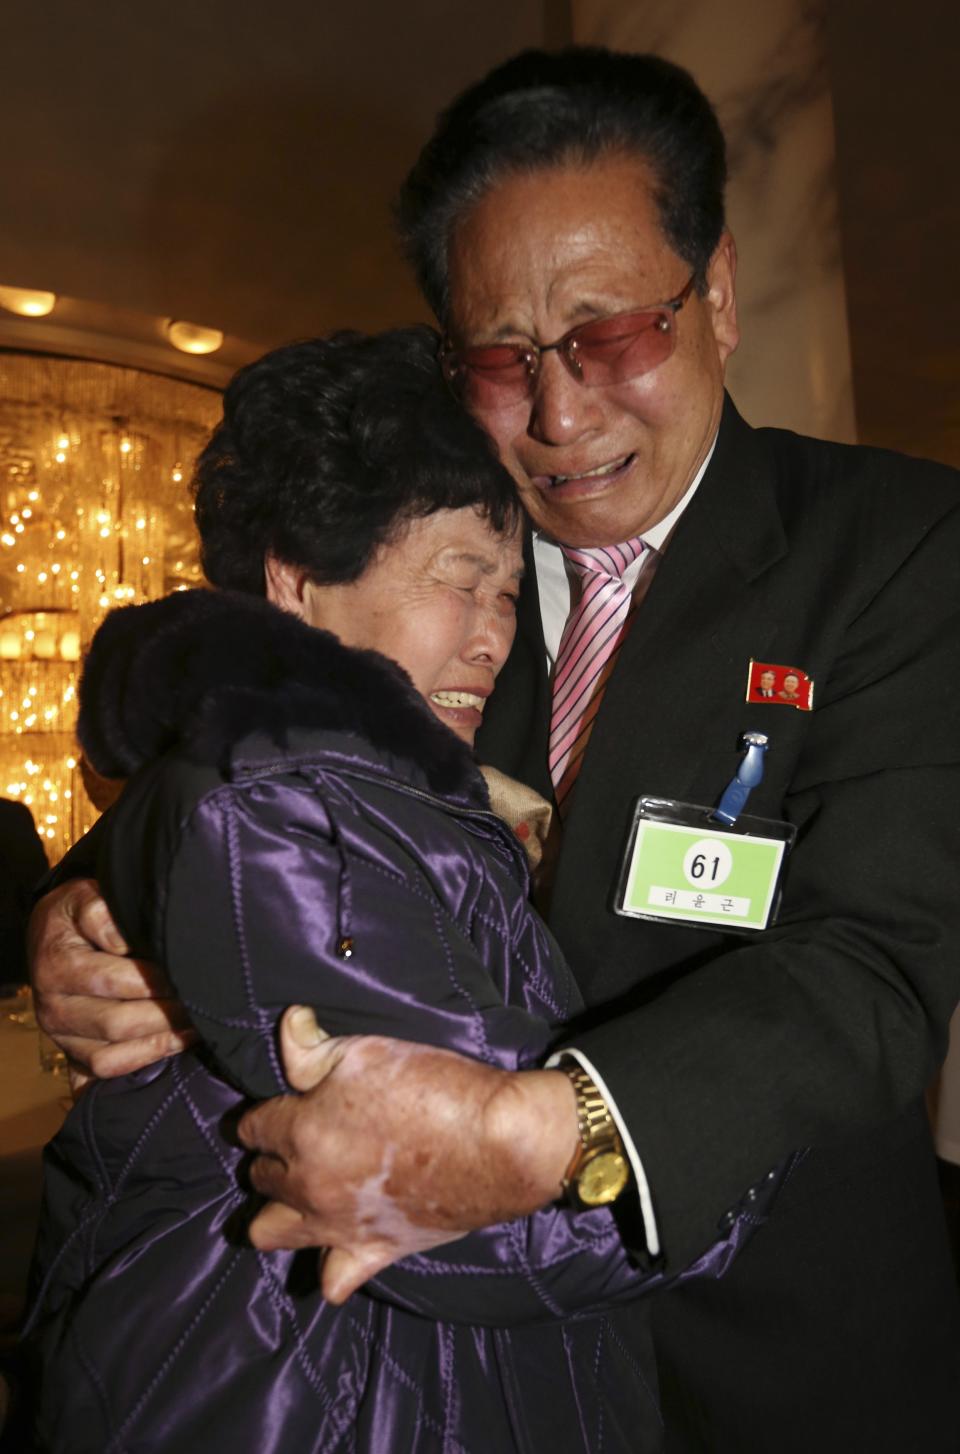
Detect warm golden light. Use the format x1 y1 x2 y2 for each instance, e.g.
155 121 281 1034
165 319 224 356
0 351 219 861
0 285 57 317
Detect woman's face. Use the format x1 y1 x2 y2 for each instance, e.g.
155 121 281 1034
271 507 523 747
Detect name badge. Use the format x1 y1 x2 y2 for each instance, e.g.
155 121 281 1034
615 796 796 934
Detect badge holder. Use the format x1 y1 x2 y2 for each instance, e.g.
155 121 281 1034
615 733 796 934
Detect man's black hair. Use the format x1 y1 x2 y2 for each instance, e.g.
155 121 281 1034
193 325 520 593
397 47 727 320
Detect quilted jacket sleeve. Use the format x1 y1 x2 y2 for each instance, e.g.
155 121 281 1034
97 753 710 1326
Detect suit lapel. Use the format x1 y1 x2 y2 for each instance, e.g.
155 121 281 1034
572 399 787 805
545 401 791 956
478 398 790 884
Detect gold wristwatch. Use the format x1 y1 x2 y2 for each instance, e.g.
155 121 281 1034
560 1061 631 1208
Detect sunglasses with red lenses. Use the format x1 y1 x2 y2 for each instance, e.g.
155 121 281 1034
441 275 696 408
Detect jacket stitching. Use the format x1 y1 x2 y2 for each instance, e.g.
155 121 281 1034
173 998 266 1029
560 1323 593 1449
94 1067 211 1279
73 1321 124 1451
469 905 568 1019
81 1074 111 1195
344 1311 466 1449
592 1324 605 1454
431 903 491 1062
173 1058 245 1184
604 1318 664 1427
112 1251 245 1446
440 1322 457 1450
255 1253 350 1427
110 1063 206 1195
388 1221 625 1277
25 1066 229 1336
504 1217 566 1319
222 796 286 1091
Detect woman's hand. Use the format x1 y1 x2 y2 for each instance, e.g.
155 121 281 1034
28 879 196 1089
238 1006 579 1303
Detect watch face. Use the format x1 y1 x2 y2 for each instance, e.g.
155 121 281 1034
579 1151 629 1207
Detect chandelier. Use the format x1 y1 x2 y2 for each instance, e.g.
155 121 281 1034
0 352 221 862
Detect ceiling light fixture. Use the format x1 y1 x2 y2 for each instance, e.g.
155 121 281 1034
0 285 57 318
165 319 224 356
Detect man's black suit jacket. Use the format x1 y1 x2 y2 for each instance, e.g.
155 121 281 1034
477 395 960 1272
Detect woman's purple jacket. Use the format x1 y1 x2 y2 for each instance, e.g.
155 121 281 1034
26 591 746 1453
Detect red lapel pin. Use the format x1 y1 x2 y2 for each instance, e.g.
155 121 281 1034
746 659 814 711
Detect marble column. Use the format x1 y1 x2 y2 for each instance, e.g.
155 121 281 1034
569 0 857 444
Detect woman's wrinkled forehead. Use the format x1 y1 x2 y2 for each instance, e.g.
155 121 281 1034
380 506 524 580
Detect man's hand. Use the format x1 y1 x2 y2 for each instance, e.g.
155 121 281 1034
238 1006 578 1304
28 879 196 1090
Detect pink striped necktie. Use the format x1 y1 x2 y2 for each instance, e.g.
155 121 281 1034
549 537 646 812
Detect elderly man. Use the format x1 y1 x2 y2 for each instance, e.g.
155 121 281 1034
31 48 960 1451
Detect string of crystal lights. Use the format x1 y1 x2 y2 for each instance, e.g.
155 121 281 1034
0 352 221 861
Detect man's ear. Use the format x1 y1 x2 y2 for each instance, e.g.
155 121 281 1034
264 553 308 618
706 231 739 365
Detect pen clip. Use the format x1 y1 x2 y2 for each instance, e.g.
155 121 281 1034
712 732 769 827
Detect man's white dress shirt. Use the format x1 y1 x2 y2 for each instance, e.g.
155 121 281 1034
542 443 716 1258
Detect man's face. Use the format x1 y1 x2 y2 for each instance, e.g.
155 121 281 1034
446 155 739 548
760 671 775 691
783 673 799 694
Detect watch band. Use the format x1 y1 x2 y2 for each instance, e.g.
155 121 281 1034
559 1060 630 1207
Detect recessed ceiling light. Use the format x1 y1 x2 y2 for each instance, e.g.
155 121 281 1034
165 319 224 355
0 286 57 317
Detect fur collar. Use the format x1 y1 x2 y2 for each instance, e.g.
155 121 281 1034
78 589 481 800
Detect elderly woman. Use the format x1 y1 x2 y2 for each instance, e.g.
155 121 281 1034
25 327 685 1453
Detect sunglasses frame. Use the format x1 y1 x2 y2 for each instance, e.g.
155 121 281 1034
441 274 697 403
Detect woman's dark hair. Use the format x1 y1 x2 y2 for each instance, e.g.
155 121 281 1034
397 47 727 320
192 325 521 593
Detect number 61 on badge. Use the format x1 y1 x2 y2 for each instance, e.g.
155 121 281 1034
615 796 796 934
